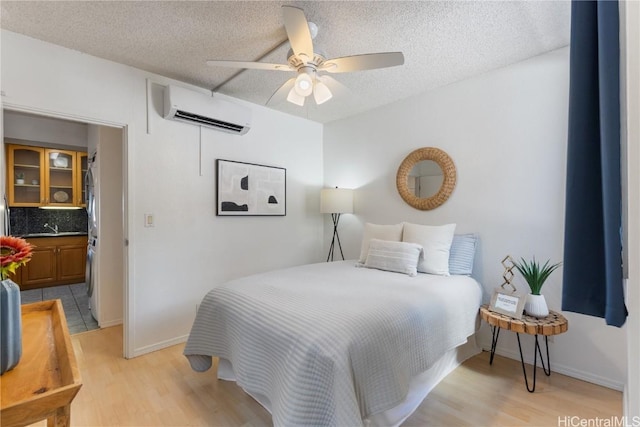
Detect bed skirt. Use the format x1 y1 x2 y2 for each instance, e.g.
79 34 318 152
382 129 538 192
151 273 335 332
216 334 480 427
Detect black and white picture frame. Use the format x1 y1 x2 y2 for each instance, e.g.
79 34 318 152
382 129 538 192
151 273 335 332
216 159 286 216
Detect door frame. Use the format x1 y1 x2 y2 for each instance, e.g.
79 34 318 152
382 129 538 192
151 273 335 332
1 103 134 359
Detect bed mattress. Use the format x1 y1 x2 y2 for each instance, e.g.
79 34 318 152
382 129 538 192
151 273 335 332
184 260 482 426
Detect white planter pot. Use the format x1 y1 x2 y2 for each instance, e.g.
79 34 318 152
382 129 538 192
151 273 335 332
15 179 24 185
525 294 549 318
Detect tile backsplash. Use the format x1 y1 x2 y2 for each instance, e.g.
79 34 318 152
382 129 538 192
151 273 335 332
9 207 88 235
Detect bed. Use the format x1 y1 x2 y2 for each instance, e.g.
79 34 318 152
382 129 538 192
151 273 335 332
184 256 483 426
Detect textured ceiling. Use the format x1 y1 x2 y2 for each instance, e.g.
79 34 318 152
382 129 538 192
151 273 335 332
0 1 570 123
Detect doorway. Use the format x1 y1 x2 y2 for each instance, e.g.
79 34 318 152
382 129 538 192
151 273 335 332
2 108 128 355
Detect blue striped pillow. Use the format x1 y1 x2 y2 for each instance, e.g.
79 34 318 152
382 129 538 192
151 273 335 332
449 234 477 275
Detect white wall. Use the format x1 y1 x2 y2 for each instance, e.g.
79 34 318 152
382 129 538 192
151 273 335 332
4 110 88 149
95 125 124 328
1 30 324 356
324 47 628 389
622 0 640 418
87 124 125 328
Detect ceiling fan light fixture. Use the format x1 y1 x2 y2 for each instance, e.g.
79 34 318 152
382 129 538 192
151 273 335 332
207 6 404 111
294 72 313 97
287 87 306 106
313 80 333 105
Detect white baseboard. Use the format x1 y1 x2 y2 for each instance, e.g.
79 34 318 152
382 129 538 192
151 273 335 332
478 338 625 391
131 334 189 358
99 318 122 328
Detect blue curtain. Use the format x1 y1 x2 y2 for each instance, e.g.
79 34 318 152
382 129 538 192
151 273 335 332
562 0 627 327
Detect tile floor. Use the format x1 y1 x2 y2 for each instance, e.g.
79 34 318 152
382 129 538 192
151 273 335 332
21 283 99 334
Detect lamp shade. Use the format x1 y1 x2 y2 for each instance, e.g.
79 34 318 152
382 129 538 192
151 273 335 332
294 73 313 97
287 87 306 106
320 188 353 214
313 80 333 105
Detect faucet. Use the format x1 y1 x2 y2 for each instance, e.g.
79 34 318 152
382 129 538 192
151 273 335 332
44 223 59 234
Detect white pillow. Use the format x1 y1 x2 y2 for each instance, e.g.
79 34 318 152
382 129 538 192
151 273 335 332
402 222 456 275
358 223 404 263
364 239 423 276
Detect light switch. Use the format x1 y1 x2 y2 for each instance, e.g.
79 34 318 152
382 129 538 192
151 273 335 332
144 213 154 227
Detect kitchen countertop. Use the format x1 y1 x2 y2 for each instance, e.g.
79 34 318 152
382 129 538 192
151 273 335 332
19 232 88 238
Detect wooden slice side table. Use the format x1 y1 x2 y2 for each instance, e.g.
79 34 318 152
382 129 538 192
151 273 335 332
480 304 568 392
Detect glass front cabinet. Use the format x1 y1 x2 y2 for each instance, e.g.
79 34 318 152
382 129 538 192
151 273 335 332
7 145 45 207
45 149 76 208
6 144 85 208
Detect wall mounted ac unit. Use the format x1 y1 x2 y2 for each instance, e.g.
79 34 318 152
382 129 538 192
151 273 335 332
163 85 251 135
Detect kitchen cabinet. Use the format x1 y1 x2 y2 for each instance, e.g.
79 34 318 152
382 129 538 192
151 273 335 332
6 145 44 207
14 236 88 291
45 149 77 208
6 144 86 208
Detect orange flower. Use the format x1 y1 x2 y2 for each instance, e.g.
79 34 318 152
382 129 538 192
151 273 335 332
1 236 34 280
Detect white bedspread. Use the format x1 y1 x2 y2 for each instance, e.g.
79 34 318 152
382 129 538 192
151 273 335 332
184 261 482 426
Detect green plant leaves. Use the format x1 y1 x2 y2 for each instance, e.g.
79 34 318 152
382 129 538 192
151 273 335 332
513 257 562 295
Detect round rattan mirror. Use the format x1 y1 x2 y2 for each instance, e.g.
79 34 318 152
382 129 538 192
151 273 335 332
396 147 456 210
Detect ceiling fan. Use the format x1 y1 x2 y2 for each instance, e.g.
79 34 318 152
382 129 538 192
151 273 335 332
206 5 404 107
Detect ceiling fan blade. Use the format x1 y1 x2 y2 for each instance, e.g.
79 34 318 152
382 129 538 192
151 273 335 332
282 6 314 62
266 77 296 105
319 52 404 73
206 60 292 71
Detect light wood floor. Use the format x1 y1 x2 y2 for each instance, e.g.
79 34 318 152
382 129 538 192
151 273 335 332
32 325 621 426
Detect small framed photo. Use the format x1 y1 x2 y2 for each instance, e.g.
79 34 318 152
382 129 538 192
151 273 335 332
489 287 526 319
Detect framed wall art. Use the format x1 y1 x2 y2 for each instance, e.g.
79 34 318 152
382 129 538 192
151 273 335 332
216 159 286 216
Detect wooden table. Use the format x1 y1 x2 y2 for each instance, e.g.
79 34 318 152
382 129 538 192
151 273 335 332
480 304 568 392
1 300 82 427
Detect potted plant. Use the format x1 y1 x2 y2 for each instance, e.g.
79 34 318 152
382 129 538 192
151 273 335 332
513 257 562 318
15 173 25 185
